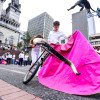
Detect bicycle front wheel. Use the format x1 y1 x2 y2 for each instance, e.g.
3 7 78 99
23 62 41 84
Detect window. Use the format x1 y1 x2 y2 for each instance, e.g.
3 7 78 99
9 36 14 45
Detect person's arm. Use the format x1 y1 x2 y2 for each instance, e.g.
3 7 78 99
61 33 68 39
58 32 68 42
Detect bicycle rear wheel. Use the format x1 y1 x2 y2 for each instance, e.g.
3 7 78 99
23 62 41 84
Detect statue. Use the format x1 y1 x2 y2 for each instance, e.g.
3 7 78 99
67 0 95 14
1 0 6 2
12 0 19 5
11 0 21 9
96 8 100 18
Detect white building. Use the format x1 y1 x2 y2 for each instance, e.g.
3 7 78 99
0 0 21 46
89 33 100 47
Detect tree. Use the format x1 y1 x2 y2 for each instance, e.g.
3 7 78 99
21 32 32 47
17 42 22 50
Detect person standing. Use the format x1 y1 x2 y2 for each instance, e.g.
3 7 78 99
7 52 12 64
12 46 15 52
12 53 16 64
30 35 43 66
19 51 24 66
48 21 68 44
48 21 80 75
24 53 29 66
2 54 5 60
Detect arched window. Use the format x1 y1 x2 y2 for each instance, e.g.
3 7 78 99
9 36 14 45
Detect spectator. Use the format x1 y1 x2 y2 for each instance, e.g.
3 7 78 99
15 59 19 65
2 54 5 60
8 47 10 52
12 46 15 52
4 55 7 63
24 53 29 66
2 45 5 51
19 51 24 66
7 52 12 64
12 53 16 64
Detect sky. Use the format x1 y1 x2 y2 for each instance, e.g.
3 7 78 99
3 0 100 36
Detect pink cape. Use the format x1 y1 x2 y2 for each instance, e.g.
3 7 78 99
38 31 100 95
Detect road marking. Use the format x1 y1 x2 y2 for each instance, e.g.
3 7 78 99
0 67 26 75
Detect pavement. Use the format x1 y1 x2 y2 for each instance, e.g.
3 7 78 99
0 64 100 100
0 80 42 100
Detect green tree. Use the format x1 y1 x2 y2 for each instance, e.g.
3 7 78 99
21 31 32 47
17 42 22 50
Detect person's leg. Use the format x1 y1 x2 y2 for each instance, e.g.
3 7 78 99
24 61 25 66
26 61 28 66
78 4 84 11
21 58 23 66
19 58 21 65
7 58 8 64
8 58 9 64
31 51 37 66
68 1 81 11
24 61 26 66
36 50 42 76
9 58 11 64
20 59 22 66
13 59 15 64
12 59 15 64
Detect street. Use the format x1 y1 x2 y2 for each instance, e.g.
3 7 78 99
0 65 100 100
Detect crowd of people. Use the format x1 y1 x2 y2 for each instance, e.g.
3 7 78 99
0 51 29 66
0 44 15 52
0 21 100 68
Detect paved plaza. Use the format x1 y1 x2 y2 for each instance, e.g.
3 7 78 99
0 64 100 100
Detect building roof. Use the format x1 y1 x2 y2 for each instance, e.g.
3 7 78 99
89 33 100 37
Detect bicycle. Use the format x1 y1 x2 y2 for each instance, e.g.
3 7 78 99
23 42 81 84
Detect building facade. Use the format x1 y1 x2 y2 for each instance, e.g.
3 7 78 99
0 0 21 46
28 12 54 40
89 33 100 47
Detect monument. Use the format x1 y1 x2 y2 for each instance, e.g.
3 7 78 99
67 0 95 14
0 0 21 46
72 10 96 40
67 0 100 40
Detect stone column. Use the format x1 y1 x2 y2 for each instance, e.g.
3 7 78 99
0 0 3 17
72 10 96 40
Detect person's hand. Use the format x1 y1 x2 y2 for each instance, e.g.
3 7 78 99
52 43 58 46
48 41 51 44
68 35 72 39
30 44 35 48
32 45 35 48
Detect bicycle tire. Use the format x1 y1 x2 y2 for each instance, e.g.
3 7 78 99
23 62 41 84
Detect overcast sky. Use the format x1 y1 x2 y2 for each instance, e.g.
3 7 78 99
3 0 100 36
